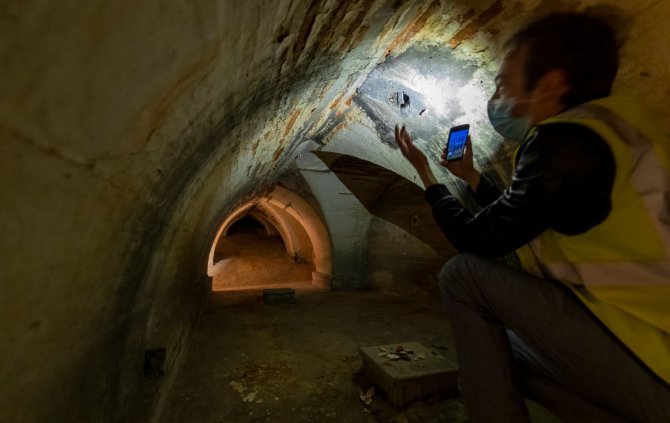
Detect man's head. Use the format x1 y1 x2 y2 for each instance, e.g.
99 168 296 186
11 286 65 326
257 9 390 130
489 11 622 136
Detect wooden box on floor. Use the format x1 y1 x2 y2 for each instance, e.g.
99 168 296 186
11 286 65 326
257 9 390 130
358 341 459 406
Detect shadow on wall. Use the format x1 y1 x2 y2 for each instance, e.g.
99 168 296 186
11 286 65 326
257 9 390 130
207 185 333 289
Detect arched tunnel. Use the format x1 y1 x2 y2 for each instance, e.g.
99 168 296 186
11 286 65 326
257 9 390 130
2 1 669 422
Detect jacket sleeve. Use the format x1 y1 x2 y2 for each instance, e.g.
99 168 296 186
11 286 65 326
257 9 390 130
467 175 502 208
424 123 615 258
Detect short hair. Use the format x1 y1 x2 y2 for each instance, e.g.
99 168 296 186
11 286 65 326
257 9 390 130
505 11 624 108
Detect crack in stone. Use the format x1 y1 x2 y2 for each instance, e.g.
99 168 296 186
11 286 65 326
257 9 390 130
1 123 93 168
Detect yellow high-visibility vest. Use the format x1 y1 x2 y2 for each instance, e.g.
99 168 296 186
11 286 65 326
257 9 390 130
515 96 670 384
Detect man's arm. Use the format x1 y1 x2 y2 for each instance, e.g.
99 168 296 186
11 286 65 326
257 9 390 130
424 123 615 258
466 175 503 208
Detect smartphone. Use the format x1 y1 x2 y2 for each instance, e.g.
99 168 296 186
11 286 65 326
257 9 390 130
446 124 470 161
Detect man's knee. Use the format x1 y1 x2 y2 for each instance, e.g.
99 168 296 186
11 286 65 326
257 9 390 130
438 253 483 300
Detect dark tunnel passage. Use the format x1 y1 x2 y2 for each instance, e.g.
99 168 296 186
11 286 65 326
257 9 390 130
210 214 315 291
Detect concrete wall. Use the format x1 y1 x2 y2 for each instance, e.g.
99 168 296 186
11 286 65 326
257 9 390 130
2 0 669 421
296 152 372 289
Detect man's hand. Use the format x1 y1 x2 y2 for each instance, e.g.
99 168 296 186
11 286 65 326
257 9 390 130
395 124 428 169
440 136 480 191
394 124 438 188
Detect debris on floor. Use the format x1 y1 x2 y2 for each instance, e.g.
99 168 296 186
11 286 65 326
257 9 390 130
377 344 427 362
359 386 375 405
163 291 558 422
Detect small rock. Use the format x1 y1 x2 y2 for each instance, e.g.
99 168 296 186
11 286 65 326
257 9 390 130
359 386 375 405
387 353 400 360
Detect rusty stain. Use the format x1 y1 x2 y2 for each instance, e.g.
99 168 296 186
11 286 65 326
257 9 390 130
345 95 354 107
385 0 441 56
283 109 302 137
251 138 261 156
374 7 402 52
449 0 504 48
319 80 335 100
330 91 347 110
318 4 349 53
321 122 348 145
344 23 370 53
293 1 320 59
332 7 369 54
272 145 285 162
486 0 523 38
330 78 355 111
456 8 476 25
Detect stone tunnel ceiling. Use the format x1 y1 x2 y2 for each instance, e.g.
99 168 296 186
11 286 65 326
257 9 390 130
312 40 506 212
341 42 505 202
354 44 497 153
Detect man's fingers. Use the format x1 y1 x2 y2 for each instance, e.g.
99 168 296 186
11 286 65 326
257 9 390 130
401 125 412 145
396 124 411 150
395 124 418 158
394 124 405 150
464 136 473 158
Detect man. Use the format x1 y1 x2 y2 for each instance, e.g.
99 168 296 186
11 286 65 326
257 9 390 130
394 11 670 422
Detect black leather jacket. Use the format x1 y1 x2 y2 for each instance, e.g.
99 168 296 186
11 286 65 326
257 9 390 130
425 123 616 258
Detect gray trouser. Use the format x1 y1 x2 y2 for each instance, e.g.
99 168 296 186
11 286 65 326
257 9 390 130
439 253 670 423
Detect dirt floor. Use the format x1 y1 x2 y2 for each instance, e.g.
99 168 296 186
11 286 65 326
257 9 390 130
161 288 560 422
210 232 314 291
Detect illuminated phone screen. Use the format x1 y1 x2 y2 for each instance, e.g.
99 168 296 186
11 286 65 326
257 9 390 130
447 128 468 160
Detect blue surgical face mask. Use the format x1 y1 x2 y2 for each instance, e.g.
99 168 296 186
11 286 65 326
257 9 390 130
487 97 533 141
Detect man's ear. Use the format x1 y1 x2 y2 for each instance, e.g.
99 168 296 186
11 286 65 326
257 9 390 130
536 69 570 103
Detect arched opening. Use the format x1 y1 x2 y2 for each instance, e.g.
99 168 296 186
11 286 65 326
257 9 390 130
207 185 333 291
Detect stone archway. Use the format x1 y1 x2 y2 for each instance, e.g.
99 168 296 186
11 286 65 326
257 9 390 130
208 185 333 288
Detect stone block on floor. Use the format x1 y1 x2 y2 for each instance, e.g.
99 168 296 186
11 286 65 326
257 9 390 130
359 341 459 406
